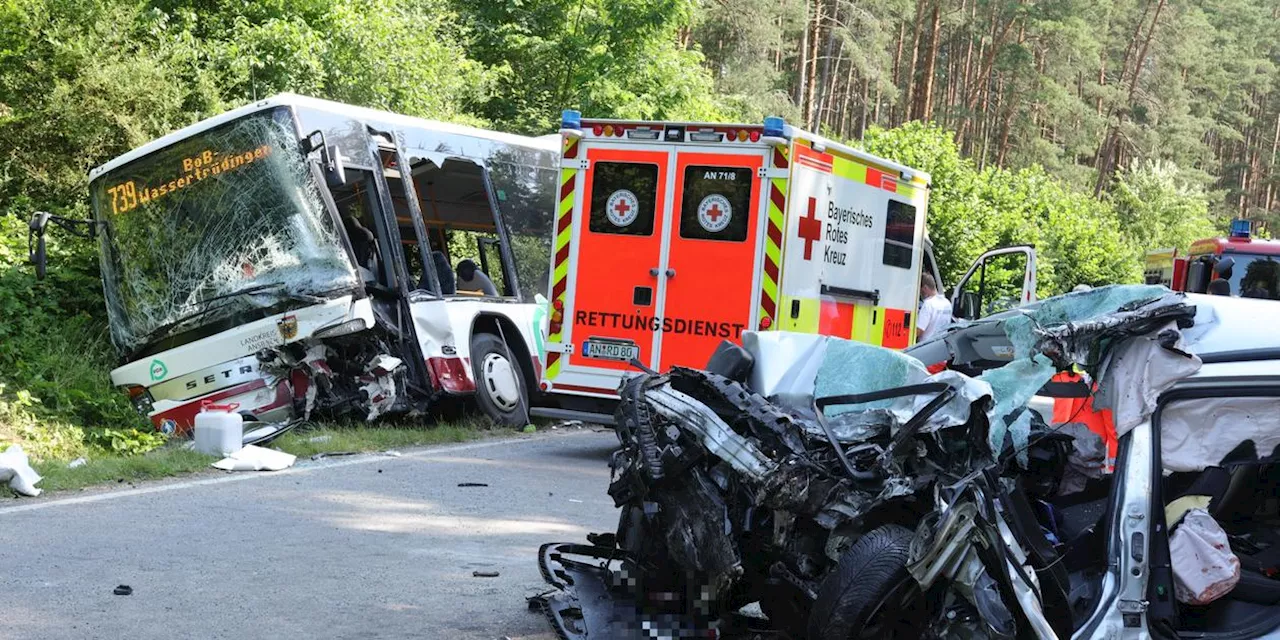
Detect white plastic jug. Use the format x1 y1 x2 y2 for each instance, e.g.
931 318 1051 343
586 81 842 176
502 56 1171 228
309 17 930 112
194 401 244 457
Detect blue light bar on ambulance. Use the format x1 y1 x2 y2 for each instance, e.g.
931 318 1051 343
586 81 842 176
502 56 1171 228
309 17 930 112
762 116 786 139
1230 218 1252 238
626 127 661 140
560 110 582 131
559 109 583 139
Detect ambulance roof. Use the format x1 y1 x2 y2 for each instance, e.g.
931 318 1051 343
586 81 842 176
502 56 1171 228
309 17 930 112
90 94 557 180
785 126 932 187
572 116 932 187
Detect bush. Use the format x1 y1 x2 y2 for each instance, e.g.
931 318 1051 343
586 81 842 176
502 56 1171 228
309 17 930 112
860 122 1141 295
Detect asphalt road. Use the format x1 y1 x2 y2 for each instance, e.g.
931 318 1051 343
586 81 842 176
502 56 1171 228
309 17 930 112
0 428 620 640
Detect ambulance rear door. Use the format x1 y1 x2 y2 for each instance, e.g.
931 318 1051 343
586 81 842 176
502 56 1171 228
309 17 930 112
552 125 769 396
557 142 671 395
656 146 768 371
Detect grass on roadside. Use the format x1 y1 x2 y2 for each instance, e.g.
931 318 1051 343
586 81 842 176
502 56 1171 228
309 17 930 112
270 417 497 459
29 447 219 493
12 415 507 496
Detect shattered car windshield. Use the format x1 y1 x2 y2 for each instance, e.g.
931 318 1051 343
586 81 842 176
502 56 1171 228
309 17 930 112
91 109 358 354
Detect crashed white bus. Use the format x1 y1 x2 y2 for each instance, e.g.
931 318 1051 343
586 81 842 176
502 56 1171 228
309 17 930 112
29 95 559 433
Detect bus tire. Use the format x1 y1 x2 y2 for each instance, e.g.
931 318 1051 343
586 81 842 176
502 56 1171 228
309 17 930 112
470 332 529 427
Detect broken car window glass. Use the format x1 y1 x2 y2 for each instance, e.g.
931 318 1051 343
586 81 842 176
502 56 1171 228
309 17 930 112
92 108 358 354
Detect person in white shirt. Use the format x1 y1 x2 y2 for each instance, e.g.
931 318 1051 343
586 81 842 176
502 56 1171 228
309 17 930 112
916 273 953 343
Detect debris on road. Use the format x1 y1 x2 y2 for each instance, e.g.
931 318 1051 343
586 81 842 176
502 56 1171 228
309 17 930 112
212 445 296 472
457 482 489 487
0 444 43 497
309 451 359 461
532 286 1204 638
522 425 537 434
113 585 133 596
472 570 500 578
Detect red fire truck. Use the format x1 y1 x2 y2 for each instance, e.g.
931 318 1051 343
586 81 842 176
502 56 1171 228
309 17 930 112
1145 219 1280 299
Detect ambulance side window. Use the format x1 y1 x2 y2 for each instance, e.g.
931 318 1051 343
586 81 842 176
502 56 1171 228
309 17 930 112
883 200 915 269
589 162 658 236
679 165 750 242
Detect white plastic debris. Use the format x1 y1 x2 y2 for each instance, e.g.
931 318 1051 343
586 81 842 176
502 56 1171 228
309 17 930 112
0 444 43 496
1170 509 1240 605
68 457 88 469
212 445 296 472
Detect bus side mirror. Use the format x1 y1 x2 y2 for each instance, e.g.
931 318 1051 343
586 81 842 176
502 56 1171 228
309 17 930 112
302 130 346 187
28 212 50 280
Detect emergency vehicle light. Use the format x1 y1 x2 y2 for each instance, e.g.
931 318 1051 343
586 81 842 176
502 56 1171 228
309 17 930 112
762 116 786 139
626 128 661 140
1230 218 1251 239
560 110 582 131
689 129 724 142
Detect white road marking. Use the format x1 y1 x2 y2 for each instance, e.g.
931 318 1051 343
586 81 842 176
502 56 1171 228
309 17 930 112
0 432 597 516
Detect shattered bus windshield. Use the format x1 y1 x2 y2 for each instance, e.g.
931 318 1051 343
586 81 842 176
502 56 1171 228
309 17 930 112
91 109 358 355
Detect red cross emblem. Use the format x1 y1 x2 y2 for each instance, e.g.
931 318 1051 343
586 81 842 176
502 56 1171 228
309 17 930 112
705 203 723 222
798 197 822 260
614 199 631 216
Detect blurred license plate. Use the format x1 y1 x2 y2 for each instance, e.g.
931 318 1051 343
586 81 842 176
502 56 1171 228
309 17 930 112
583 339 639 362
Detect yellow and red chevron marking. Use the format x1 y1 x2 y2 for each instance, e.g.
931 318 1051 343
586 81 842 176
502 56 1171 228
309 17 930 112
563 135 580 159
758 146 789 327
545 165 576 380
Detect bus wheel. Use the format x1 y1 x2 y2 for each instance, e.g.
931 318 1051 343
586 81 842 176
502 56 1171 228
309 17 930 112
470 333 529 427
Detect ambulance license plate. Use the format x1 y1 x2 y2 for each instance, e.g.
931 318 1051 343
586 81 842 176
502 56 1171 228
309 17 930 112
582 338 640 362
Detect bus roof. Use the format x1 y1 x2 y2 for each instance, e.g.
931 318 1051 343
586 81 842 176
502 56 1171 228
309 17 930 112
89 93 557 181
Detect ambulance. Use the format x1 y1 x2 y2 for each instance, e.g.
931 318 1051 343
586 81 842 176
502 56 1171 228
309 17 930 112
535 112 1036 417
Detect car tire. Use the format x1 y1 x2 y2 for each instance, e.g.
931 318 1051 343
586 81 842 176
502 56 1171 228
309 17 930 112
806 524 926 640
470 332 529 427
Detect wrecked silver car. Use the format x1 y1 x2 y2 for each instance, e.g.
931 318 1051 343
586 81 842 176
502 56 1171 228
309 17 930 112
531 285 1278 639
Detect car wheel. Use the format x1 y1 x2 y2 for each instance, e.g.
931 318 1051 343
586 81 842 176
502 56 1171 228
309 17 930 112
806 524 927 640
470 332 529 427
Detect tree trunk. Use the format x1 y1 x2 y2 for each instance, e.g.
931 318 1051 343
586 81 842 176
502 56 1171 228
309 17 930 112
904 0 927 122
860 77 872 138
911 1 942 121
816 8 839 129
795 0 809 111
1094 0 1167 197
805 0 824 128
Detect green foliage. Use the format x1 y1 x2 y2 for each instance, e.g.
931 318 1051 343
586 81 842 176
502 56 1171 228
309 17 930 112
451 0 731 132
862 122 1140 296
1109 161 1220 254
85 427 168 455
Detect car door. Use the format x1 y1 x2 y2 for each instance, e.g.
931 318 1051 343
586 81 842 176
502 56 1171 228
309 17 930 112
950 245 1038 322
